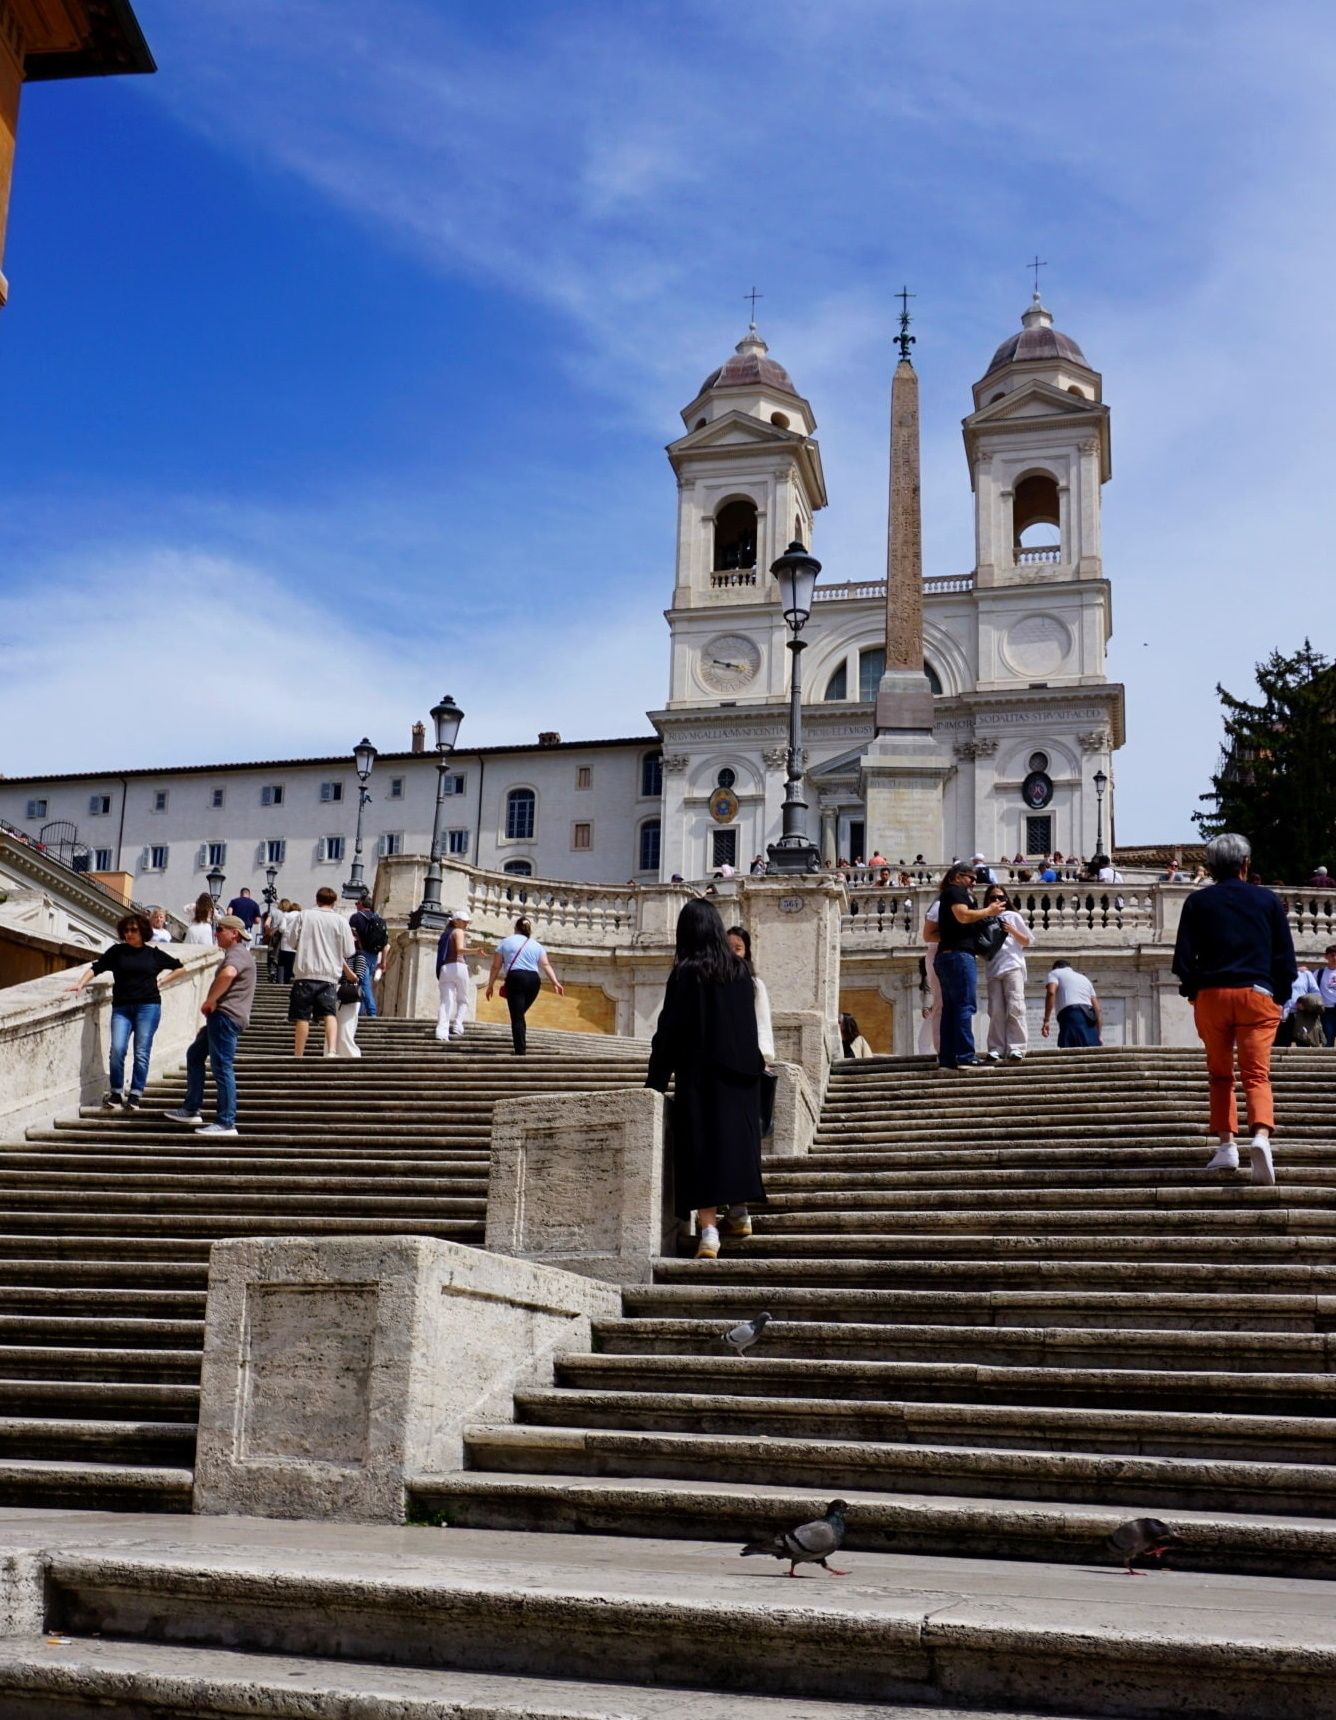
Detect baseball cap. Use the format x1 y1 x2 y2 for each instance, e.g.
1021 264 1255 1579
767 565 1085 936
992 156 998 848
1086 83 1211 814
216 915 247 933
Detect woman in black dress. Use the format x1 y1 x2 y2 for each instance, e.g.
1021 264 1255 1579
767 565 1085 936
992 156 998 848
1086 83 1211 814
646 898 765 1259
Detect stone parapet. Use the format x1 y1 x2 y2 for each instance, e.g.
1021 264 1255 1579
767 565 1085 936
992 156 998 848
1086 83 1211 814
0 944 221 1135
193 1235 618 1525
767 1058 820 1158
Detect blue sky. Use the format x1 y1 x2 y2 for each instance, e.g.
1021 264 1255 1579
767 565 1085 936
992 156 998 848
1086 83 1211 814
2 0 1333 840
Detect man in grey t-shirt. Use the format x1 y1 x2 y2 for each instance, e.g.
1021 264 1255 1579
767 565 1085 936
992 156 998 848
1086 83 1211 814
164 915 255 1138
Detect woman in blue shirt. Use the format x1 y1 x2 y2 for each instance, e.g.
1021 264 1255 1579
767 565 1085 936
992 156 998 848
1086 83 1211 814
485 917 564 1054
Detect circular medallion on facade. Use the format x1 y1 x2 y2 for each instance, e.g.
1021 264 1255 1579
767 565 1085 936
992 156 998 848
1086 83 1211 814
699 634 762 694
1002 614 1071 679
1022 770 1054 809
710 787 740 823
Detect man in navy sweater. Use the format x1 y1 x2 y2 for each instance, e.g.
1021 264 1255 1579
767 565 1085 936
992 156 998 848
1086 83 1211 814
1172 832 1298 1185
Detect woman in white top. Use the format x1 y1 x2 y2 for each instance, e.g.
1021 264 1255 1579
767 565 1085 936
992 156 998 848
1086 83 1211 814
278 901 301 986
485 917 564 1055
982 884 1034 1061
722 924 774 1237
182 893 216 947
725 927 774 1060
435 910 482 1042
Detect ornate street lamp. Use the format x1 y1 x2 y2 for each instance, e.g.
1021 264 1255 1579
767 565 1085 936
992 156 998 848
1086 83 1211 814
1092 767 1110 869
205 863 225 906
262 861 280 916
416 694 466 929
766 541 823 874
342 737 378 900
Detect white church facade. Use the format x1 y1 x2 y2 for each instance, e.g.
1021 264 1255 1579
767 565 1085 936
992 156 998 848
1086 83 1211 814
0 296 1125 904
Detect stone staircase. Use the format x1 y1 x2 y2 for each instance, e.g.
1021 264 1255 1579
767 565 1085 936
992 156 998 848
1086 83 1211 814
417 1046 1336 1584
0 979 646 1511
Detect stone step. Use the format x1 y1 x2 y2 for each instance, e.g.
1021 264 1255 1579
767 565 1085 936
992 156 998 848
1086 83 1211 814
0 1414 194 1460
0 1187 485 1213
417 1471 1336 1580
0 1214 483 1239
0 1170 488 1196
767 1160 1336 1188
0 1636 1005 1720
759 1186 1336 1212
706 1233 1336 1260
651 1256 1336 1290
0 1459 192 1510
620 1284 1336 1334
0 1314 203 1348
36 1522 1336 1715
592 1316 1336 1370
0 1344 200 1380
464 1421 1336 1514
0 1377 196 1414
0 1286 205 1314
516 1383 1336 1463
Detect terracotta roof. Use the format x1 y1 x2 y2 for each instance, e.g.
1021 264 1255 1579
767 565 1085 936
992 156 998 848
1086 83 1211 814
699 326 797 398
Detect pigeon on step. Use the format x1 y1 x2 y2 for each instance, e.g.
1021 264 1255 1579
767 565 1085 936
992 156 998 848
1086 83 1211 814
1106 1517 1183 1574
741 1499 849 1576
723 1312 771 1357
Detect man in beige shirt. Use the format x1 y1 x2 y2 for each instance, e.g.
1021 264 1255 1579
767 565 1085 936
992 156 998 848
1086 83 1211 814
287 886 358 1057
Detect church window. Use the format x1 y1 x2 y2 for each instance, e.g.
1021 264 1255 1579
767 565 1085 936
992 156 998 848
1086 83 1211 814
711 829 738 870
1067 385 1086 397
716 767 736 790
713 499 757 571
638 819 661 873
1025 815 1052 855
770 411 790 429
503 859 533 877
924 660 943 696
858 648 885 703
694 417 706 430
824 662 848 701
505 788 536 841
1028 751 1050 774
640 751 663 797
989 391 1005 403
1013 472 1061 549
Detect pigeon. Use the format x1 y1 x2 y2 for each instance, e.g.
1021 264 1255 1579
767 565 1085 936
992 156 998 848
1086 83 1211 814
723 1312 771 1357
1106 1517 1183 1575
741 1499 849 1577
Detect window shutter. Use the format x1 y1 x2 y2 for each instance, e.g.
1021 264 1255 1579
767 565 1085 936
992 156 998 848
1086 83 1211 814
196 844 207 870
139 846 150 870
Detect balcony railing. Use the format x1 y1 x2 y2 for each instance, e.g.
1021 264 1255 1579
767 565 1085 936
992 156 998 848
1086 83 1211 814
1015 545 1062 565
709 570 758 589
812 573 976 602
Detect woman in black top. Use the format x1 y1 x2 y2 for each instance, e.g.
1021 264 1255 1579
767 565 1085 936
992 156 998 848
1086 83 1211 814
933 864 1006 1070
67 912 183 1109
646 898 765 1260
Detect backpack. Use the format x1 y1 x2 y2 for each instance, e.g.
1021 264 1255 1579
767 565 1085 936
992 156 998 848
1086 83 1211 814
357 911 389 952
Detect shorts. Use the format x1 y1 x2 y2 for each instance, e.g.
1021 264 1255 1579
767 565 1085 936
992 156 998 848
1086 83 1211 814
288 978 339 1022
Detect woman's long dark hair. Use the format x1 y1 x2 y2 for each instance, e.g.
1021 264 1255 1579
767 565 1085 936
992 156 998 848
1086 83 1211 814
674 898 748 984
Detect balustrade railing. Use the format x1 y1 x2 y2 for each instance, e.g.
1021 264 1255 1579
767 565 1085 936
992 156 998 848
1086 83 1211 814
811 573 976 602
1015 545 1062 565
842 883 1158 942
709 570 758 589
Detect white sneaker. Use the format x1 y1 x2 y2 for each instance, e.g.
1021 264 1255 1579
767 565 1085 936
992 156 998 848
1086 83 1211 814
1205 1143 1240 1172
694 1225 720 1260
1250 1136 1275 1185
163 1108 204 1125
194 1122 239 1137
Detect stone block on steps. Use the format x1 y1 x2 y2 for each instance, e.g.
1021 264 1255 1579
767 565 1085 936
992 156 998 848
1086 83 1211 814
193 1236 618 1524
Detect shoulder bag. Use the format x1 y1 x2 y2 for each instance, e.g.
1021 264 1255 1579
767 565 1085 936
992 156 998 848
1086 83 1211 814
499 937 530 999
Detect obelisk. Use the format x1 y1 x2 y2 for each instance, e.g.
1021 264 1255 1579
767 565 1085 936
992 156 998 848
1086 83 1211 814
860 289 947 858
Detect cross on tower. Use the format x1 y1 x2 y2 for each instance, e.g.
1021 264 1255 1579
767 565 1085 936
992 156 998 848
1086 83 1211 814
743 286 763 323
1027 254 1048 295
895 285 916 362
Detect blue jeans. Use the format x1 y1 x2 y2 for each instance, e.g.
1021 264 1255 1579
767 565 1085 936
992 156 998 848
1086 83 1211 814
934 948 978 1067
109 1002 162 1096
1057 1004 1102 1048
183 1012 243 1128
359 956 378 1017
1322 1005 1336 1048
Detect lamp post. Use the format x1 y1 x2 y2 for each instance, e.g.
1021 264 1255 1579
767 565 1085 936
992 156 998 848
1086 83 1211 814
341 737 378 901
416 694 465 929
766 540 823 874
262 861 279 917
205 863 225 907
1092 768 1110 869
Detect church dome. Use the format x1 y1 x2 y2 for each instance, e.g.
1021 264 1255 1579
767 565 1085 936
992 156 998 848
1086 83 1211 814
699 325 798 397
984 295 1088 374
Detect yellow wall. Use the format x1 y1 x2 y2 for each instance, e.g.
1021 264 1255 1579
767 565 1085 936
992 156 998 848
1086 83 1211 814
0 933 82 990
839 987 894 1054
474 981 616 1036
89 871 134 905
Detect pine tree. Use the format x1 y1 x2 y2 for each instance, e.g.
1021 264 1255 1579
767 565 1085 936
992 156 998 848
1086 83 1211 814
1194 640 1336 883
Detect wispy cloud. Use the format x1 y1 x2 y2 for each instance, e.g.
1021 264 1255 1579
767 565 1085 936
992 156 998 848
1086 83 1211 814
13 0 1336 840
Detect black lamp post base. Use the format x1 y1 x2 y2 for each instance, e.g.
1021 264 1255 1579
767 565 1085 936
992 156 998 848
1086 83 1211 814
413 904 450 931
766 837 823 874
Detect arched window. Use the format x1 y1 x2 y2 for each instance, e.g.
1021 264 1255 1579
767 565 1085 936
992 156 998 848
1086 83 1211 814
503 859 532 878
858 648 885 703
924 660 943 696
770 411 790 429
824 662 848 701
640 750 663 798
505 788 536 841
638 819 661 874
1013 472 1061 549
713 499 757 571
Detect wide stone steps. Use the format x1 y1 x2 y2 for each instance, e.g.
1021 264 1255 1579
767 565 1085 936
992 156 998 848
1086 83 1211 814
0 975 645 1500
651 1254 1336 1288
21 1520 1336 1717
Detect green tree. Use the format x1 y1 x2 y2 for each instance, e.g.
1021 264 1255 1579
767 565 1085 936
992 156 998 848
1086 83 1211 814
1195 640 1336 883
